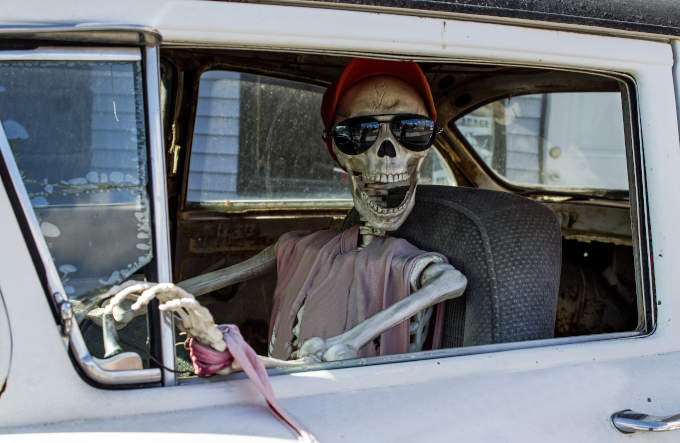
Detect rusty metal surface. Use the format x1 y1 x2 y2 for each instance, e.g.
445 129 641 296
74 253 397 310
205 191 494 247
544 201 632 246
175 210 346 280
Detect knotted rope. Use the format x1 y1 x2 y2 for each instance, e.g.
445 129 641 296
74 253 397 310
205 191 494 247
189 324 318 443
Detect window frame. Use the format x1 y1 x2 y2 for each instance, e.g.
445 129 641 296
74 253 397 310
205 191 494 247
170 55 654 384
0 45 175 387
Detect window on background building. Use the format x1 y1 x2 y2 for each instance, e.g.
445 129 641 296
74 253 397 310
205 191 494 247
187 70 455 207
455 92 627 191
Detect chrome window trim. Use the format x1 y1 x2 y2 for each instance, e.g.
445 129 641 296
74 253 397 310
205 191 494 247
0 48 162 386
186 199 354 212
0 47 141 61
0 24 160 46
145 45 176 386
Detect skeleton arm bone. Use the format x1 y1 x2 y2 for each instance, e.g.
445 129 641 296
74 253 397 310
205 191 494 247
299 262 467 361
178 243 277 296
92 243 278 334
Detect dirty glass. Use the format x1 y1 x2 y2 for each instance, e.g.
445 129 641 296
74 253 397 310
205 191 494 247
187 71 455 205
455 92 627 191
0 60 153 362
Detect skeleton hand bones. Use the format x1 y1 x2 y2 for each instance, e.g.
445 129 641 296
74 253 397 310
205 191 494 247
102 281 228 351
100 281 314 375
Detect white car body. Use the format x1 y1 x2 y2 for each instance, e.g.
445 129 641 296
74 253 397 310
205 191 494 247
0 1 679 441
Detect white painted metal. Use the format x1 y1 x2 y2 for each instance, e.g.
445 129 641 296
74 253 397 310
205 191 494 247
0 2 677 442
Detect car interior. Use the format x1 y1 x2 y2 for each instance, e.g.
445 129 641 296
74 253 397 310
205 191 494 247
151 49 642 372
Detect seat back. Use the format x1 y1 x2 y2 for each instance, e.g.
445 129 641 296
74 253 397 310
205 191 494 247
343 185 561 347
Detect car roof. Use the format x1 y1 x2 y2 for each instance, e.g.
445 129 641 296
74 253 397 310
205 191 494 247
275 0 680 38
1 0 677 46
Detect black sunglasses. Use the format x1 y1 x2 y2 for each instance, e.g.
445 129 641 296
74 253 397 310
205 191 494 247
323 114 443 155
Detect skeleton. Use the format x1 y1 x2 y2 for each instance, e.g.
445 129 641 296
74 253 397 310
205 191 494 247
101 69 467 373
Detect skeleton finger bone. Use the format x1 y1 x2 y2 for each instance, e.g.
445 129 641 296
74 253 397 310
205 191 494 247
131 282 194 310
158 297 227 352
95 280 149 305
103 282 155 316
89 281 154 335
164 300 193 328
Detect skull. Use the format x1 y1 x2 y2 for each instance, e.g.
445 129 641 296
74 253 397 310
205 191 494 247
332 76 432 233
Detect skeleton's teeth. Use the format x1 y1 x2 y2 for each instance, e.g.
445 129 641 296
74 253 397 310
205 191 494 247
361 172 409 184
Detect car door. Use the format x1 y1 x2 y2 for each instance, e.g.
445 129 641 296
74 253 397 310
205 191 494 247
153 5 680 440
154 5 679 440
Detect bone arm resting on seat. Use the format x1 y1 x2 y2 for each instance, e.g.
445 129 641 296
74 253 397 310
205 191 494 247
197 261 467 368
298 262 467 361
178 243 277 296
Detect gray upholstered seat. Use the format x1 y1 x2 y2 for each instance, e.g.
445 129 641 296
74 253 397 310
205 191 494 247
343 185 561 347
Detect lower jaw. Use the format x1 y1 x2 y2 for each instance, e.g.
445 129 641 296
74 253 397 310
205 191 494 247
352 180 417 232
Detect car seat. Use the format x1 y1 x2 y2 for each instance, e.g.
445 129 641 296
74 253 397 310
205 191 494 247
343 185 561 347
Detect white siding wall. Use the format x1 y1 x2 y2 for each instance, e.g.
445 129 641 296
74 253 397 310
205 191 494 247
187 71 241 202
504 95 542 184
89 64 142 183
543 92 627 189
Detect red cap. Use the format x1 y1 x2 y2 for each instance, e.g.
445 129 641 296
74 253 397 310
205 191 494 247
321 58 436 166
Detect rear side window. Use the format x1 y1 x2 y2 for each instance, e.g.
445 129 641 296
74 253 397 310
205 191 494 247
455 92 627 192
187 70 455 208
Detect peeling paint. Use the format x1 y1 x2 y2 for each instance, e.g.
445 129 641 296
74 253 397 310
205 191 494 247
40 221 60 238
441 20 447 49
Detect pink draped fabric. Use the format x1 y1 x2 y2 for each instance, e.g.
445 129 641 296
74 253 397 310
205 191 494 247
269 225 447 359
190 324 318 443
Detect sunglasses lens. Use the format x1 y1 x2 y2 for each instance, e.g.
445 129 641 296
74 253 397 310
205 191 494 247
333 119 380 155
391 117 436 151
332 115 438 155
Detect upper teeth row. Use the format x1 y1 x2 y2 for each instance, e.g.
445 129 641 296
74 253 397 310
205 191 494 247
362 172 409 183
360 187 412 215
